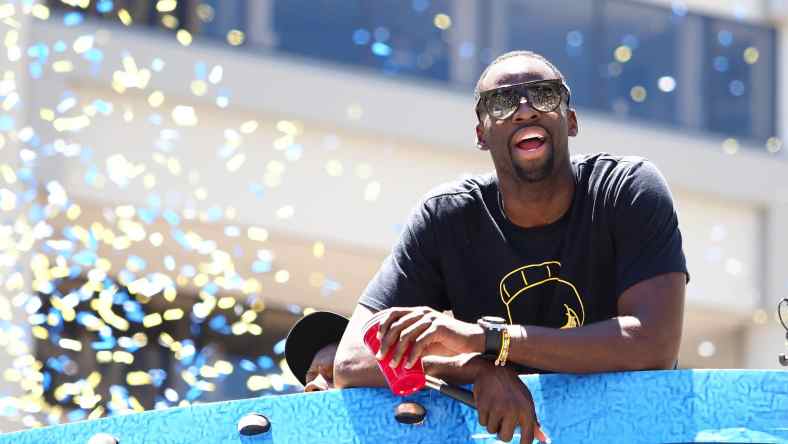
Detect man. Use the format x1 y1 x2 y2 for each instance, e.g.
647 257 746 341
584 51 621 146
334 50 688 443
284 311 348 392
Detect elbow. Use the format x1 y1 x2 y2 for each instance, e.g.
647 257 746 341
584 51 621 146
625 329 680 371
332 347 372 389
332 355 355 389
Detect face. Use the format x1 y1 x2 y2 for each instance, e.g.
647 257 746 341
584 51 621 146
476 57 578 183
303 342 338 392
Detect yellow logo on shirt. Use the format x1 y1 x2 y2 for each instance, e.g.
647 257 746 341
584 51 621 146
498 261 585 328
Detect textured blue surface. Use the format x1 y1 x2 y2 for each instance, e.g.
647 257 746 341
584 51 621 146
1 370 786 443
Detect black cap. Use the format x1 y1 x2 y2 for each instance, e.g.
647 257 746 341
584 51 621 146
284 311 349 386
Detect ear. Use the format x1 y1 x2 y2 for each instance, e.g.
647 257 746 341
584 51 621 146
567 108 579 137
475 123 488 150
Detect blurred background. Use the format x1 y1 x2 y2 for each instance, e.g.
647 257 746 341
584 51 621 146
0 0 786 433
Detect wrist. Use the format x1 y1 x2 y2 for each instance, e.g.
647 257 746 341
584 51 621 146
468 354 494 380
469 323 486 354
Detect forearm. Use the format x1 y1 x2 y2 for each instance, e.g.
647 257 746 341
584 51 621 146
423 353 489 386
334 347 488 388
333 342 387 389
507 316 678 373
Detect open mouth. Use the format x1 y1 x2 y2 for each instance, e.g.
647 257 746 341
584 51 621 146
515 135 545 151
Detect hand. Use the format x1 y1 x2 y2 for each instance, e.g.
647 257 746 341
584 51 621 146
473 362 549 444
375 306 483 369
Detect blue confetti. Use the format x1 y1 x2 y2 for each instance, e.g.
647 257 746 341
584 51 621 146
729 80 745 96
251 260 271 273
63 12 84 27
91 336 116 351
126 255 147 271
718 30 733 46
72 250 97 267
163 210 180 226
209 314 227 331
185 386 202 401
352 29 370 45
53 40 67 52
248 182 264 199
203 282 218 296
27 204 44 224
149 369 167 387
256 356 274 370
0 115 15 131
713 56 729 72
195 62 207 80
205 206 223 222
371 42 392 57
566 31 583 48
273 338 286 355
239 359 257 372
92 99 112 115
83 47 103 63
412 0 429 13
42 371 51 391
137 207 156 224
66 409 86 422
172 230 191 250
28 62 43 79
96 0 113 14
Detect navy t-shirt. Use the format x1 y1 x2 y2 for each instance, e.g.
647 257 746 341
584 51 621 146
359 153 689 336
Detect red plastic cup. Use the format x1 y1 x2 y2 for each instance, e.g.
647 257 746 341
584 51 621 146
362 313 426 396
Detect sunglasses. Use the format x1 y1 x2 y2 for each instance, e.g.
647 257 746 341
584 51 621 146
476 79 571 120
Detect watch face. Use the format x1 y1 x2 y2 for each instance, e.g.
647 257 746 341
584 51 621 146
481 316 506 325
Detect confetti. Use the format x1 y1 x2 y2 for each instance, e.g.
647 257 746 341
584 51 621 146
0 0 776 433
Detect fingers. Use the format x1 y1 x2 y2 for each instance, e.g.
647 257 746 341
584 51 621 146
375 309 400 340
497 414 517 443
518 415 535 444
403 323 439 368
376 309 423 357
390 320 432 368
534 423 549 443
486 408 502 437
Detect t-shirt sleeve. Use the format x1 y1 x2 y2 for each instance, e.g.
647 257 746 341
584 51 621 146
612 161 689 297
358 201 450 312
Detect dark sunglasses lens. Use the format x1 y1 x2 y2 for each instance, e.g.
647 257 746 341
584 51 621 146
486 90 519 119
528 84 562 112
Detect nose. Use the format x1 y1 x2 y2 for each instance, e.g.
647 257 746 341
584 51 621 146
511 96 539 123
304 374 330 392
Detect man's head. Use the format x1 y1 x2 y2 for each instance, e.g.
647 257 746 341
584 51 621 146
284 311 348 392
474 51 579 183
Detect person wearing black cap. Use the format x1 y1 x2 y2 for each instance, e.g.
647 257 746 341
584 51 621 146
285 311 349 392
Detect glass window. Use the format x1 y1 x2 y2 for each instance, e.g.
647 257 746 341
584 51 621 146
272 0 451 81
496 0 596 108
600 1 679 124
703 19 776 141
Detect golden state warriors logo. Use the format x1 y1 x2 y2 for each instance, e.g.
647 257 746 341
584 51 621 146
499 261 585 328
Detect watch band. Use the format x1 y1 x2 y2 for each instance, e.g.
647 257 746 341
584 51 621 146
477 316 507 359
